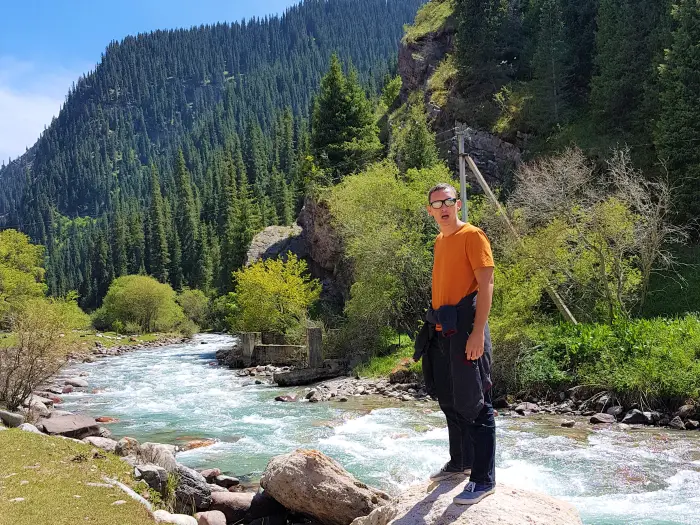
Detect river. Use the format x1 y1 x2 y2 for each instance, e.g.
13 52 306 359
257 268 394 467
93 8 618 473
57 334 700 525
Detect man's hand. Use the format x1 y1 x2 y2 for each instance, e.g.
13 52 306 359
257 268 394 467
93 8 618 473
465 329 485 361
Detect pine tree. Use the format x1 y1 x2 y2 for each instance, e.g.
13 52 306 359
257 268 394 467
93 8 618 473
110 204 128 278
396 96 439 172
174 150 200 286
656 0 700 217
147 164 170 282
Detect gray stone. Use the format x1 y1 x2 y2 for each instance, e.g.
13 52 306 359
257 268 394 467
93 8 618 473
199 468 222 482
40 414 99 438
208 484 228 493
675 404 697 420
65 378 89 388
590 413 616 425
274 366 343 386
153 510 198 525
19 423 43 434
261 449 390 525
115 437 140 457
605 406 625 419
514 402 540 415
0 409 25 427
138 442 178 473
25 399 50 418
195 510 227 525
214 475 240 489
561 420 576 428
135 464 168 496
48 410 74 418
83 437 118 453
622 409 650 425
209 492 255 524
174 464 212 514
669 416 686 430
246 490 287 520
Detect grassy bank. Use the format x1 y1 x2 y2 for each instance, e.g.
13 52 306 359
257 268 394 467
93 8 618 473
353 335 422 378
0 430 153 525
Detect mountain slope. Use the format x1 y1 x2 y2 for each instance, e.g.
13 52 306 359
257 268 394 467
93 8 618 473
0 0 423 234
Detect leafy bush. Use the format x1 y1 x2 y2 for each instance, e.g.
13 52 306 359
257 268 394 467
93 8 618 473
177 289 210 329
0 229 47 326
230 254 320 336
519 316 700 404
93 275 186 334
0 298 80 411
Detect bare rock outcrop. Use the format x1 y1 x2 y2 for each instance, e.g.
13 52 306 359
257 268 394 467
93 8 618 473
260 449 390 525
350 478 582 525
245 225 307 266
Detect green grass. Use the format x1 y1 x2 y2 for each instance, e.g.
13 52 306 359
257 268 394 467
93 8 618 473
354 335 422 378
0 430 154 525
402 0 456 44
427 54 457 108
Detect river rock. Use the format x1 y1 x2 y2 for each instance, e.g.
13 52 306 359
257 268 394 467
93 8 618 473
675 405 697 419
0 409 25 427
83 437 118 453
561 420 576 428
26 394 55 408
605 406 625 420
590 413 616 425
622 409 649 425
246 490 287 521
40 414 99 438
135 464 168 496
49 410 74 418
514 402 540 415
685 419 699 430
199 469 222 482
195 510 227 525
209 492 255 523
275 395 297 402
18 423 43 434
153 510 198 525
174 464 212 514
214 475 240 489
24 399 50 418
139 443 178 473
669 416 686 430
261 449 390 525
349 479 582 525
208 484 228 493
65 378 89 388
115 437 140 457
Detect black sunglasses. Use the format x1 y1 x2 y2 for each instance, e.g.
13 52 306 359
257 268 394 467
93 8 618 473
429 198 457 209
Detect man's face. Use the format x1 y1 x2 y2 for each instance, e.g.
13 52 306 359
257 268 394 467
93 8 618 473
427 188 461 227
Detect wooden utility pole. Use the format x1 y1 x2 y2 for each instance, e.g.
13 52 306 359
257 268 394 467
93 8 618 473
463 154 578 325
457 125 468 223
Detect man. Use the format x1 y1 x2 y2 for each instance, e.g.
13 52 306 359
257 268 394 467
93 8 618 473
414 182 496 505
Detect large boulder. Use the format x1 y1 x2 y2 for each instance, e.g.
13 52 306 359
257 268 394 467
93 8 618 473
83 436 118 453
261 449 390 525
245 224 307 266
18 423 43 434
115 437 140 457
39 414 100 438
350 479 582 525
622 409 650 425
135 464 169 496
65 378 89 388
174 464 212 514
590 413 616 425
0 409 25 428
138 442 178 473
209 492 255 523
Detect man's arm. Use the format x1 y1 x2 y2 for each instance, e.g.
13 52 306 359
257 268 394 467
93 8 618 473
465 266 495 360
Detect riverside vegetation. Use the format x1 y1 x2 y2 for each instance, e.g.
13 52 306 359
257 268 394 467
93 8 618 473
1 0 700 521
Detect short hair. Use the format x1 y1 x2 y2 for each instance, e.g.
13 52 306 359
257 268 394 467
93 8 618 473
428 183 458 202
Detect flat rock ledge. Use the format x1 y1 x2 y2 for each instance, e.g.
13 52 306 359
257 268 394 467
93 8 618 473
351 478 582 525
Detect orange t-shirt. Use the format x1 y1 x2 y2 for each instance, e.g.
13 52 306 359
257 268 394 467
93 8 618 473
432 223 494 311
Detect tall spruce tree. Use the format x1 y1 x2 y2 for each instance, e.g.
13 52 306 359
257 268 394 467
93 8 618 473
656 0 700 217
147 164 170 282
174 150 200 286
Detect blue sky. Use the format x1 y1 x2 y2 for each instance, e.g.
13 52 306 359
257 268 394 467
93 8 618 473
0 0 298 163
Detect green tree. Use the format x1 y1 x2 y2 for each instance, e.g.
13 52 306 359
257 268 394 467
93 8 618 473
392 95 439 172
94 275 186 333
231 254 321 335
174 150 200 287
0 229 47 323
656 0 700 218
147 165 170 282
177 288 210 328
312 54 381 181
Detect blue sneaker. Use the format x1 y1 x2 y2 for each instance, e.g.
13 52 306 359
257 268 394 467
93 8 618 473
453 481 496 505
429 461 471 481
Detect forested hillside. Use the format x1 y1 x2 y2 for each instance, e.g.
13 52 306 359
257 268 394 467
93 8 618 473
0 0 423 306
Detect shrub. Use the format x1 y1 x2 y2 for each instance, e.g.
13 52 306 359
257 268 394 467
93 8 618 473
93 275 185 334
177 289 210 329
230 254 321 336
0 298 76 411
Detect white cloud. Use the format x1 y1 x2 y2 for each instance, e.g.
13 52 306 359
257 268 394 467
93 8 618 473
0 57 89 163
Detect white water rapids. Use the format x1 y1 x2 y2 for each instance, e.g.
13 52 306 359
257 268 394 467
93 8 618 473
57 334 700 525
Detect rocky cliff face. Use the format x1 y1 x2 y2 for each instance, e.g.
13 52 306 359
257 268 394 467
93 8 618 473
397 6 521 187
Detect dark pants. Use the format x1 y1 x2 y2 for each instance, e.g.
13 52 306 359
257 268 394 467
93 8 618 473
430 334 496 487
